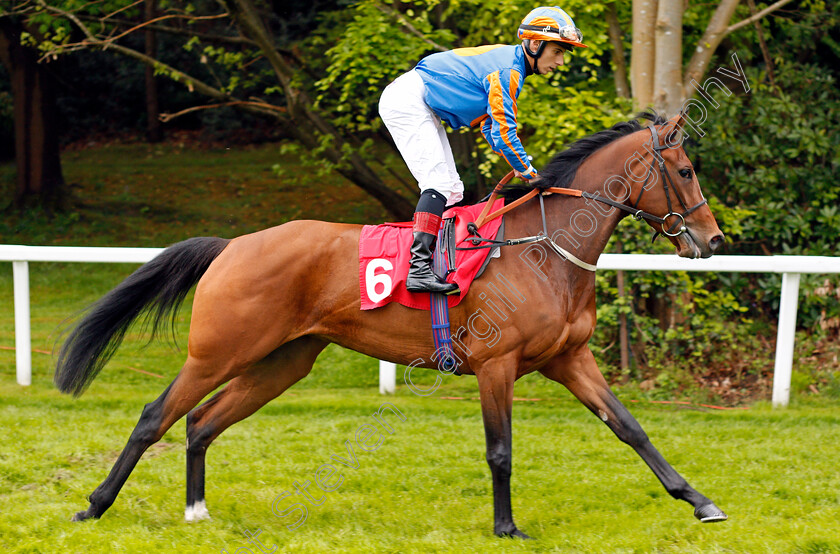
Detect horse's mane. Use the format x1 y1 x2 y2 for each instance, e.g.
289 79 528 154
501 110 667 200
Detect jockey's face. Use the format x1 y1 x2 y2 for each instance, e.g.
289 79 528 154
529 40 568 74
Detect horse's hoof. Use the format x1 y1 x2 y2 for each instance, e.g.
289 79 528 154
71 510 93 522
694 503 728 523
510 529 533 539
497 527 533 539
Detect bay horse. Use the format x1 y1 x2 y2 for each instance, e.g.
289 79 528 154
56 112 728 537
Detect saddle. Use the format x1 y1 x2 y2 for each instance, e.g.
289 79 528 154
358 199 505 310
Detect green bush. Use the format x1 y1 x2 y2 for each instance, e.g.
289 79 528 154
588 32 840 397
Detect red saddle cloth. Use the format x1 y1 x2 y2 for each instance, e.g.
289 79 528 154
359 199 505 310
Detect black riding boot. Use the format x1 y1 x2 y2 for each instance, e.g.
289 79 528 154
406 231 459 294
406 189 459 295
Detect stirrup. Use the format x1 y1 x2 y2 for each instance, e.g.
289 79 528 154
406 278 459 295
406 267 459 294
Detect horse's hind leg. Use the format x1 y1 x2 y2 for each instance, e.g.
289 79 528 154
71 360 232 522
540 346 727 523
184 336 327 521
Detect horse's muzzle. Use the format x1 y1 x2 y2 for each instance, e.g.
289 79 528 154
709 234 725 254
679 230 725 259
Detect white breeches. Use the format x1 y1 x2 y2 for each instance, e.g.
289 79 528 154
379 69 464 206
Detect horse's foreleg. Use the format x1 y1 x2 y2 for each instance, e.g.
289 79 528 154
476 358 530 539
540 347 727 523
185 337 327 521
71 361 230 522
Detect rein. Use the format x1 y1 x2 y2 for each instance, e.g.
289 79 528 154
460 125 708 271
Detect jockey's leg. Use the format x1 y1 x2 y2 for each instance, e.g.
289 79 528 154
406 189 459 294
379 68 461 294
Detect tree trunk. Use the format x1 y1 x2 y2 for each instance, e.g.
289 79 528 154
606 2 630 99
746 0 776 89
630 0 657 109
227 0 415 219
0 18 68 211
652 0 684 116
145 0 163 143
682 0 740 98
616 241 630 373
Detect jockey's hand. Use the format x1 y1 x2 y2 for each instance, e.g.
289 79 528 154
515 169 540 182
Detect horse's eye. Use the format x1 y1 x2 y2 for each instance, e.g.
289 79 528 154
678 169 692 179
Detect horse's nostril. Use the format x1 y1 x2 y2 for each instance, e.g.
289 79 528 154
709 234 725 252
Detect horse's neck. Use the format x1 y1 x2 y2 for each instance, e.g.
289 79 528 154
538 140 635 267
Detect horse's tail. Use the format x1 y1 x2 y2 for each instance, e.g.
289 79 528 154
55 236 230 397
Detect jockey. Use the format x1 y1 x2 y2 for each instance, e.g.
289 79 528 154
379 6 587 294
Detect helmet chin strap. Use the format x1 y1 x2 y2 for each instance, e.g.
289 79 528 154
522 40 547 75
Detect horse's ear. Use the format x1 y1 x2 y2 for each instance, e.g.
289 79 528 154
670 112 687 131
664 113 687 149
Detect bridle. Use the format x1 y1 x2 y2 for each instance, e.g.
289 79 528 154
635 124 708 239
460 124 709 271
578 123 708 241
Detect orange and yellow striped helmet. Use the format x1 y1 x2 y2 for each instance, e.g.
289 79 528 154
517 6 587 49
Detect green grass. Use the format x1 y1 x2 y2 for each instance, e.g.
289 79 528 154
1 263 840 553
0 141 392 247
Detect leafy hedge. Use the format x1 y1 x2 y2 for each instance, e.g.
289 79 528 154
593 56 840 395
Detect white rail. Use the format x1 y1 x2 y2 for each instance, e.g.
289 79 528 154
597 254 840 407
3 246 840 406
2 246 164 387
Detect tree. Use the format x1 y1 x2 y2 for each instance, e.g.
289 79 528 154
144 0 162 143
18 0 416 219
630 0 795 114
0 14 68 211
17 0 632 217
7 0 801 217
